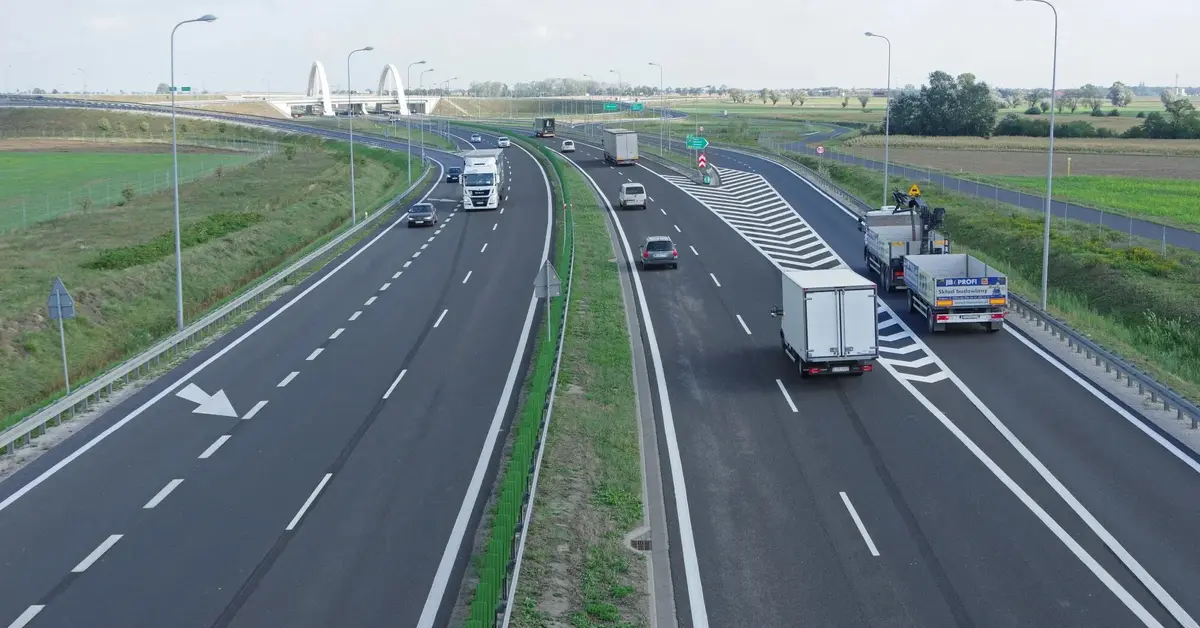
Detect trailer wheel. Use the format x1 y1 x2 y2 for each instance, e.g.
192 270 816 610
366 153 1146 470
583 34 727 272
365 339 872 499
927 312 936 334
882 272 891 293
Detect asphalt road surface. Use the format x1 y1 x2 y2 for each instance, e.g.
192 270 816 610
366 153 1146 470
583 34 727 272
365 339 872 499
546 133 1200 628
0 128 551 628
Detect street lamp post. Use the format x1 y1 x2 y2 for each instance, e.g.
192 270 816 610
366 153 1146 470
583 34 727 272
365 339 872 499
76 68 87 99
649 62 664 156
1016 0 1059 310
420 68 434 88
583 73 594 136
170 13 217 332
865 32 892 210
406 60 426 98
346 45 374 226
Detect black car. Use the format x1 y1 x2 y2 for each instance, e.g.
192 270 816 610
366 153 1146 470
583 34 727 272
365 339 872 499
407 203 439 228
446 166 462 183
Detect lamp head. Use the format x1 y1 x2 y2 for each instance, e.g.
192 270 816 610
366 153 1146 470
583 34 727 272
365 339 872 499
363 46 374 51
865 31 875 36
198 14 217 22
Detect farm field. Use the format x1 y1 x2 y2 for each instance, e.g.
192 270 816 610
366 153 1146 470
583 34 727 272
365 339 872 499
0 108 425 427
845 145 1200 180
845 134 1200 156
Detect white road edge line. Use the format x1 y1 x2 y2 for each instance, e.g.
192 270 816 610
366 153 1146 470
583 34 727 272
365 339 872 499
709 273 721 287
775 379 798 413
839 492 880 556
277 371 299 387
736 314 752 335
329 328 344 340
556 153 712 627
0 159 445 516
143 479 184 509
242 400 268 420
72 534 123 572
305 348 323 361
383 369 408 399
286 473 333 531
463 270 473 284
7 605 44 628
198 435 231 459
433 309 448 328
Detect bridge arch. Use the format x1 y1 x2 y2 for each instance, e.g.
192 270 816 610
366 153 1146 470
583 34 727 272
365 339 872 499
376 64 410 115
306 61 334 116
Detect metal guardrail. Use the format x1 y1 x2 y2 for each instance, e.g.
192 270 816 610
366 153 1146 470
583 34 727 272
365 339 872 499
1 165 433 455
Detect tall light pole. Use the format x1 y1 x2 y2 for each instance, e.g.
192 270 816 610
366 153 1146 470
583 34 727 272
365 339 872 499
346 45 373 226
649 62 664 156
170 13 217 332
609 69 622 95
407 60 426 97
1016 0 1059 310
584 73 594 136
865 32 892 210
420 68 434 88
75 68 87 98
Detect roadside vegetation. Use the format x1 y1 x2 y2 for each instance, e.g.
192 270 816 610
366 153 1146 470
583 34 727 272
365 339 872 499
0 108 427 427
296 116 457 151
785 152 1200 402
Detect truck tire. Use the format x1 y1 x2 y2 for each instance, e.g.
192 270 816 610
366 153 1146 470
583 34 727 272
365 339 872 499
927 312 936 334
882 272 891 293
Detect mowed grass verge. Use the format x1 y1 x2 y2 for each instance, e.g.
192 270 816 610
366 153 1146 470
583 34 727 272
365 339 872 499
0 126 425 427
786 152 1200 402
510 154 647 628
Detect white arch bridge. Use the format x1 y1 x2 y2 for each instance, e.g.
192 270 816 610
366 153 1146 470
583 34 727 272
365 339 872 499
238 61 440 117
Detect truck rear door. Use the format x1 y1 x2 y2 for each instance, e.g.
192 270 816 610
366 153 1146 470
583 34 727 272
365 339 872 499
839 288 878 357
804 290 840 359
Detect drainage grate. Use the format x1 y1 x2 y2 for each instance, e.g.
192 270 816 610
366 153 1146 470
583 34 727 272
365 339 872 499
630 538 652 552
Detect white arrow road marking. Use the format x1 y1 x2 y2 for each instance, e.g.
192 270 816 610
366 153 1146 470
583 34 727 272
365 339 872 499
175 383 238 417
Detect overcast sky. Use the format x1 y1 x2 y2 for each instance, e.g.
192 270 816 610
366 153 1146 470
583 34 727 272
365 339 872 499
3 0 1197 94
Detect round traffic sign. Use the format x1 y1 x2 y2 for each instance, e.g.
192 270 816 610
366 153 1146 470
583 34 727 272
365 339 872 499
703 175 712 185
816 145 826 155
699 126 704 132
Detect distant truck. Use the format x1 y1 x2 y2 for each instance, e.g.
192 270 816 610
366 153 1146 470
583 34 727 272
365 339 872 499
861 207 950 293
460 148 506 211
903 254 1007 333
771 268 878 377
534 117 556 138
602 128 639 166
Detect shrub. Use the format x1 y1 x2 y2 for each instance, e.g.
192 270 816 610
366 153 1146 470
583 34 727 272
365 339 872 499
138 121 150 133
121 184 135 203
1024 106 1042 115
217 122 227 134
1090 106 1105 117
1136 111 1146 118
97 118 112 133
1107 108 1120 117
284 144 297 160
85 212 265 270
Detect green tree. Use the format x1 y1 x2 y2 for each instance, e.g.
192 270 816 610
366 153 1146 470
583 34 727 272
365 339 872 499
858 92 871 110
97 117 112 133
1108 81 1133 107
156 83 171 94
758 88 769 104
888 70 999 137
768 90 780 105
841 93 850 108
138 120 150 133
1061 89 1080 113
1079 84 1105 110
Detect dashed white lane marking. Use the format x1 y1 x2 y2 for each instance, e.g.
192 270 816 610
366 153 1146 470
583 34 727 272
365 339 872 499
736 314 752 335
143 479 184 509
364 296 377 306
403 261 412 268
413 251 422 258
710 273 721 287
198 435 231 459
775 379 798 413
383 369 408 399
840 492 881 556
421 243 429 250
349 311 362 321
7 605 44 628
627 178 633 183
329 328 344 340
690 245 699 256
434 309 449 328
286 473 333 531
481 243 488 253
71 535 123 573
427 236 435 243
242 400 268 420
380 283 391 292
305 348 323 361
660 208 667 215
463 271 473 284
278 371 300 387
649 196 656 202
674 224 681 233
492 223 498 231
500 207 505 214
435 229 443 235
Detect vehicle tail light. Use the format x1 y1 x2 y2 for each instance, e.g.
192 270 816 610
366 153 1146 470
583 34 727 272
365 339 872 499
808 368 822 375
862 364 873 372
935 314 950 321
672 249 678 258
893 269 903 277
643 250 650 258
991 313 1006 319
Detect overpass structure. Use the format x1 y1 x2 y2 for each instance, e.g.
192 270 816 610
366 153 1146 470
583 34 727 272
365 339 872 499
241 61 439 117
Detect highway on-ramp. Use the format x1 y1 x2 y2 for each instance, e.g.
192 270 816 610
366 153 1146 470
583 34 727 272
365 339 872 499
0 117 552 628
547 133 1200 628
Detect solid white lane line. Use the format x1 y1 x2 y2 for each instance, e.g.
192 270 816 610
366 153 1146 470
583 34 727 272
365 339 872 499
674 224 681 233
421 243 429 250
242 400 268 420
329 328 344 340
463 271 473 284
660 208 667 215
305 348 323 361
775 379 798 413
72 535 123 572
383 369 408 399
481 243 488 253
286 473 333 531
492 223 498 231
349 311 362 321
403 261 412 268
434 309 448 328
143 479 184 509
364 296 377 306
840 492 880 556
277 371 299 387
380 282 391 291
198 435 231 459
736 315 752 335
710 273 721 287
7 606 44 628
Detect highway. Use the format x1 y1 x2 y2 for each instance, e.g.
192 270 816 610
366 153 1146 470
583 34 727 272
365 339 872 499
545 132 1200 628
0 110 552 627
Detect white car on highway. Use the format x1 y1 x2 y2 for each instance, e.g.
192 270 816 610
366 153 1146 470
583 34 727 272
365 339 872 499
496 136 511 147
561 140 576 153
618 182 647 209
470 133 482 143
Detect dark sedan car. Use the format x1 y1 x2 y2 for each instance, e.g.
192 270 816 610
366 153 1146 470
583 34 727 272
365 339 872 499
446 166 462 183
407 203 439 228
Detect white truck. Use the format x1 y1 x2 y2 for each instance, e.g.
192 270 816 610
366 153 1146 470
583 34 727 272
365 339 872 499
461 149 506 211
770 268 879 377
903 254 1007 333
861 208 950 293
602 128 639 166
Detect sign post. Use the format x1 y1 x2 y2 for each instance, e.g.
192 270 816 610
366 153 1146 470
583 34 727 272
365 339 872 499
698 153 707 169
46 277 76 394
533 260 563 344
630 102 644 112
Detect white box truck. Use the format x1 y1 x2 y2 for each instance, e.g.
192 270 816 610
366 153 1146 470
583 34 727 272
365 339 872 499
461 149 506 211
602 128 639 166
861 208 950 293
903 253 1007 333
770 268 879 377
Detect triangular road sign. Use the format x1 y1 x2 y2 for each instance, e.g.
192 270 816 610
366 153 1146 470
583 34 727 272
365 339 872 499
908 183 922 197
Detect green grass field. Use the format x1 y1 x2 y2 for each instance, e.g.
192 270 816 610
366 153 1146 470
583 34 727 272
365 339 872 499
975 174 1200 227
0 110 426 426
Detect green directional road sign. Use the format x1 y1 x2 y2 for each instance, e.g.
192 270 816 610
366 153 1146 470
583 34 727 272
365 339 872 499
630 102 644 112
169 86 191 92
603 102 618 112
685 135 709 150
